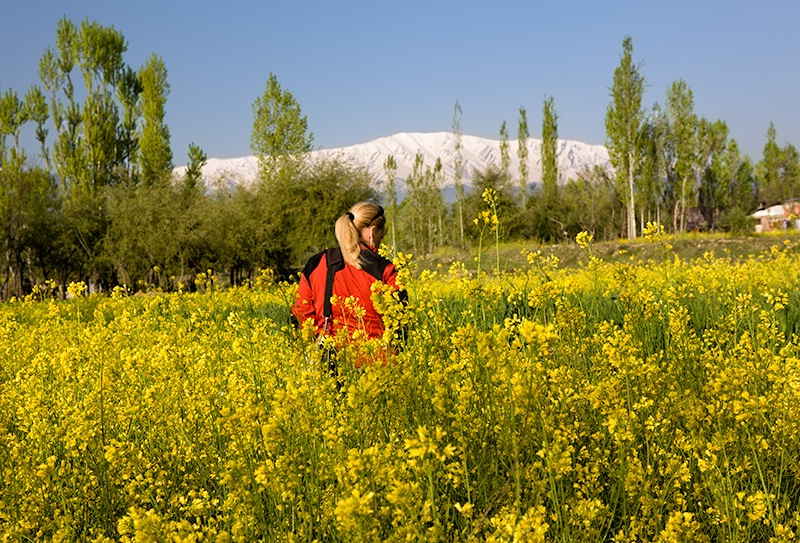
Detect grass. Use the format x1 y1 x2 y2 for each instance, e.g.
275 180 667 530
414 230 800 273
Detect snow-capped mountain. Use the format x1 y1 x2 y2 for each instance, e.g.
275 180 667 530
173 132 611 192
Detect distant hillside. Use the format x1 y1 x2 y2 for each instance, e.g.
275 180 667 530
173 131 612 192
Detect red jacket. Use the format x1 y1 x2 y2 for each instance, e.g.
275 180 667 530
292 245 406 340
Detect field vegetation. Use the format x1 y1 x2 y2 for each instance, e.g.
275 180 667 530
417 230 800 273
2 229 800 541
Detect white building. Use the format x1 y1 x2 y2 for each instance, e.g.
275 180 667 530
750 201 800 232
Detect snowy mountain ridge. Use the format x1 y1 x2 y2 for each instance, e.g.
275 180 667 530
173 132 612 192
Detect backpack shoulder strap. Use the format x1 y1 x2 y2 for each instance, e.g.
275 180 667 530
323 247 344 321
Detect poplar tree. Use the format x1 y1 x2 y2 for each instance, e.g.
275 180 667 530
780 144 800 202
383 154 398 251
541 96 559 207
177 143 207 283
757 124 800 205
0 93 26 297
499 120 511 193
117 66 142 183
419 158 441 253
517 106 530 209
76 18 127 190
184 143 207 192
430 157 445 250
757 123 785 204
138 53 172 186
24 86 50 171
638 105 667 227
452 101 465 247
605 35 645 240
37 16 136 193
38 17 81 194
0 88 26 165
665 79 697 233
405 152 425 255
251 73 313 182
696 118 729 230
724 141 757 221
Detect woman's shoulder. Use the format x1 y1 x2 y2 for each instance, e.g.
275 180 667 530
302 247 348 278
359 249 394 281
301 249 330 278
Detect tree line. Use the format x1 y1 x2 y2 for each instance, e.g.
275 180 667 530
1 22 797 299
385 36 798 252
0 18 375 299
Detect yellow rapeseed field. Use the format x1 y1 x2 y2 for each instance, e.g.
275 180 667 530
2 232 800 542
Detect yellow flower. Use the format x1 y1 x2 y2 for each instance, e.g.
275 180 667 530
67 281 88 298
576 231 593 249
642 221 664 241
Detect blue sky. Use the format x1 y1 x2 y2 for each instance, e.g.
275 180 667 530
2 1 798 166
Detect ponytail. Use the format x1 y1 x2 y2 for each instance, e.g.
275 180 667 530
335 202 385 269
335 213 362 268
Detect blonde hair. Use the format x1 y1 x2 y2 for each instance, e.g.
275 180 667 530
334 202 385 269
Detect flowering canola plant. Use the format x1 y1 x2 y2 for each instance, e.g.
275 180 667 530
2 236 800 541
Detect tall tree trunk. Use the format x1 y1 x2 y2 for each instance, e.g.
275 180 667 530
457 203 464 248
656 203 660 229
627 156 636 240
673 200 680 235
680 175 688 232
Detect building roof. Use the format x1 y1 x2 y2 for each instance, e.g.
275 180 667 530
750 204 786 219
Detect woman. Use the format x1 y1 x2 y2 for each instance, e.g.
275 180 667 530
291 202 407 355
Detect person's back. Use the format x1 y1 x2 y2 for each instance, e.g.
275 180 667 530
291 202 407 346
